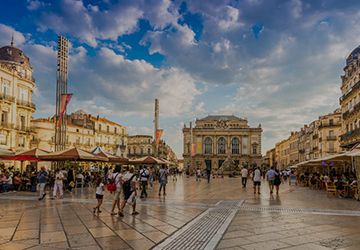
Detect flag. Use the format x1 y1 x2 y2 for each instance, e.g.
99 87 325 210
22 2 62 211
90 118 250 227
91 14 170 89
155 129 163 145
191 143 196 156
57 93 72 127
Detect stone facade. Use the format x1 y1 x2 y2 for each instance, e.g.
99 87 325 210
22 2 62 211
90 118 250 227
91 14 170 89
274 109 342 169
31 110 128 156
340 46 360 149
127 135 153 158
0 44 36 153
183 115 262 171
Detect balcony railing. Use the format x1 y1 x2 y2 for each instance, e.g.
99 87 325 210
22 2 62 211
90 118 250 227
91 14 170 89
343 102 360 120
0 93 15 102
340 127 360 141
318 123 341 129
16 125 32 132
16 99 36 110
340 79 360 103
0 122 14 129
326 135 337 141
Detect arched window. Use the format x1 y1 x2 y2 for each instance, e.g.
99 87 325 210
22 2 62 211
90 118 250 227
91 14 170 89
147 147 151 155
231 137 240 154
252 144 257 155
140 147 144 155
133 146 136 155
218 137 226 154
204 137 212 154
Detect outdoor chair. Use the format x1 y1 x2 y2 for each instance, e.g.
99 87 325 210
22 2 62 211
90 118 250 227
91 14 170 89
325 183 337 197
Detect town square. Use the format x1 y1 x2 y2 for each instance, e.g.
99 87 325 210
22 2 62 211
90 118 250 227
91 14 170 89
1 0 360 249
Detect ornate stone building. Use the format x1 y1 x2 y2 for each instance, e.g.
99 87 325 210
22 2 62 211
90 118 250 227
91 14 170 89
31 110 128 156
340 46 360 149
318 109 342 157
182 115 262 171
127 135 153 158
0 42 36 152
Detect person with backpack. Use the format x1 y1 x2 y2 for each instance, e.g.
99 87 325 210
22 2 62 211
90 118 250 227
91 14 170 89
139 165 149 199
119 167 138 216
158 165 168 196
110 165 123 216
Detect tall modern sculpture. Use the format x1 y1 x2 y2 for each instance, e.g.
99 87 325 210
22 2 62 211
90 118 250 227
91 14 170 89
55 36 69 152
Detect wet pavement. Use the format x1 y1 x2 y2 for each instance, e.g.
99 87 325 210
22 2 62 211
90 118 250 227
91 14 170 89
0 175 360 250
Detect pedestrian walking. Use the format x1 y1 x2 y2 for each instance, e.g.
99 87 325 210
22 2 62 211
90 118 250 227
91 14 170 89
274 169 281 195
241 167 248 188
119 167 138 216
93 177 104 214
110 165 122 216
149 167 154 188
159 165 168 196
206 166 211 183
139 165 149 198
37 166 48 200
266 167 276 194
53 169 64 199
253 166 261 194
196 168 201 181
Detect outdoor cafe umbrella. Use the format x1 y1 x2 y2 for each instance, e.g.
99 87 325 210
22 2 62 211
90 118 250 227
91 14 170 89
0 148 14 158
91 146 129 164
40 147 107 162
5 148 49 162
130 156 166 165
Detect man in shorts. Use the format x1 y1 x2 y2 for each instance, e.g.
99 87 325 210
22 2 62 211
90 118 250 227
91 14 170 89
266 166 276 194
253 166 261 194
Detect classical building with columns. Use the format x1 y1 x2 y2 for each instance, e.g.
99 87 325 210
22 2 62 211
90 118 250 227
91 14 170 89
183 115 262 171
0 42 36 152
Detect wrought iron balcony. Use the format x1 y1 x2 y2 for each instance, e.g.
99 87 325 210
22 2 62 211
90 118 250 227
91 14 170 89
343 102 360 120
340 79 360 103
340 127 360 141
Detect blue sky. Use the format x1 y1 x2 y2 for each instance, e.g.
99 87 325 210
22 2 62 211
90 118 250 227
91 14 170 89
1 0 360 157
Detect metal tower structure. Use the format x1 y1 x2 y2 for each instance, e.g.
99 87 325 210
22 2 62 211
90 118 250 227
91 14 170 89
154 99 159 156
55 36 69 152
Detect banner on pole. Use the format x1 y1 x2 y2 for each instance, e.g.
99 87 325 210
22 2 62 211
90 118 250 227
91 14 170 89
155 129 163 145
57 93 72 127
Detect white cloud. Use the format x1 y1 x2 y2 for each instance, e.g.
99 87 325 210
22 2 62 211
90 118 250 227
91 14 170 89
0 24 26 46
27 0 44 11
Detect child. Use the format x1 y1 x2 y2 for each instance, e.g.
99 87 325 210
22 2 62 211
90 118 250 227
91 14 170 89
94 177 104 214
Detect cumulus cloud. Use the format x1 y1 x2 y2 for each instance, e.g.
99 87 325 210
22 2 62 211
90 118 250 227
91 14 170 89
0 24 26 46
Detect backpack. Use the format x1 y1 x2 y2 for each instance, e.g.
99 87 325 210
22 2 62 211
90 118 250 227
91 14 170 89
123 174 136 196
107 173 119 193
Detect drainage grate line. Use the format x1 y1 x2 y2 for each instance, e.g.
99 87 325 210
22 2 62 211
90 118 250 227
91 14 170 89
153 200 243 250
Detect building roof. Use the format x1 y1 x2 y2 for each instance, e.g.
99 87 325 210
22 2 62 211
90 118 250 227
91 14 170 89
346 45 360 65
0 45 31 68
128 135 153 138
198 115 246 121
89 115 123 127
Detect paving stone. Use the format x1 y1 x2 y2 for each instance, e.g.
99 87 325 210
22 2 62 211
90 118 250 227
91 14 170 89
67 233 97 248
217 237 253 248
241 240 290 250
89 226 116 238
126 238 155 250
143 231 168 243
282 243 332 250
40 231 66 244
13 229 39 240
116 229 145 240
96 236 131 250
